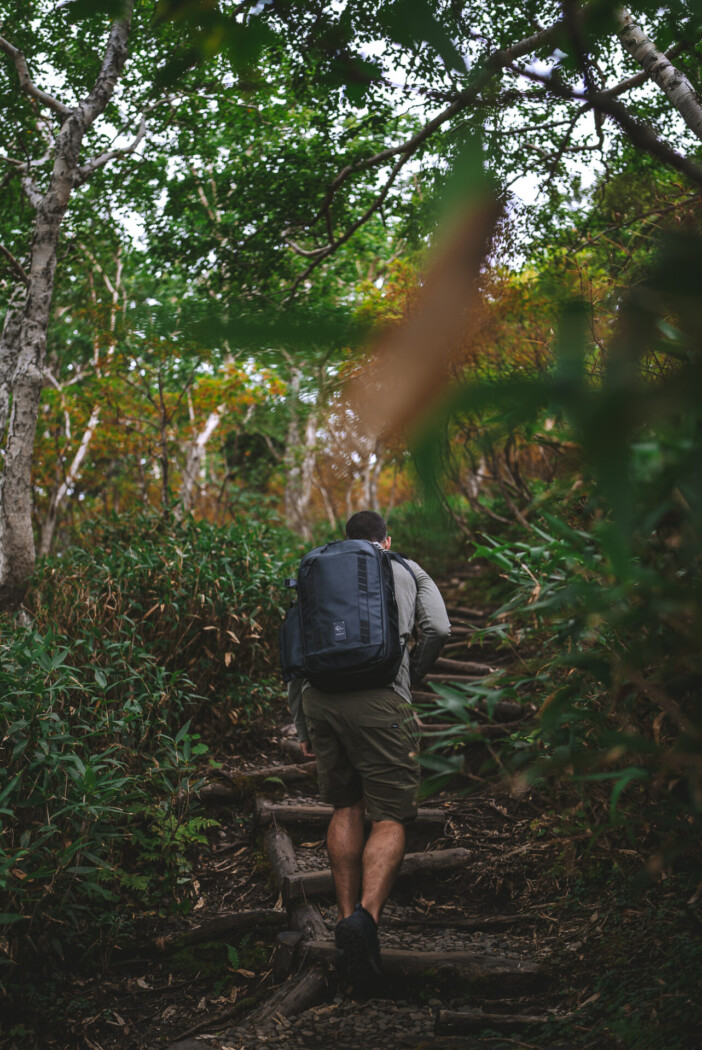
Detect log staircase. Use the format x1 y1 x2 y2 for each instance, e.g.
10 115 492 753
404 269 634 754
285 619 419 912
167 573 570 1050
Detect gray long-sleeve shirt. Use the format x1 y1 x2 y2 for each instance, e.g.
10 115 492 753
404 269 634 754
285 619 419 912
288 555 450 743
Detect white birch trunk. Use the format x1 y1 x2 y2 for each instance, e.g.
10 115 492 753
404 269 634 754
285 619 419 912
0 287 25 437
178 405 224 518
284 370 317 541
38 248 123 557
38 405 101 557
617 8 702 143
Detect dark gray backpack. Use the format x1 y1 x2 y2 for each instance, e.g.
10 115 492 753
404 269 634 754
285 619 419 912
279 539 416 693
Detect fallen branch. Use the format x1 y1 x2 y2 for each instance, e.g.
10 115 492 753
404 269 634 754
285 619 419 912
291 902 328 942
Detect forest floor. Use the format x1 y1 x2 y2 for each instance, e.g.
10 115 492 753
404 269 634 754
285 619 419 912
7 568 701 1050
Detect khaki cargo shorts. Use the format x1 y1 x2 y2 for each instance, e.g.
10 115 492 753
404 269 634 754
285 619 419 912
302 686 421 824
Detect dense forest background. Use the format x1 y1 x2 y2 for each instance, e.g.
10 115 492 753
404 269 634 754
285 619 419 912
2 1 702 1047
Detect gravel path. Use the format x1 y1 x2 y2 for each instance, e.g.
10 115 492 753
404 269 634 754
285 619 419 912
215 996 436 1049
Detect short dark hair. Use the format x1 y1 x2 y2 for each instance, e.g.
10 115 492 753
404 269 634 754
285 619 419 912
345 510 388 543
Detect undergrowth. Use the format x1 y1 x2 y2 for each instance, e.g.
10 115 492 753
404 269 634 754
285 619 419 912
0 510 301 999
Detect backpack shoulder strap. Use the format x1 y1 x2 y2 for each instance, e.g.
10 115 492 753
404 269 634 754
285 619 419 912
385 550 417 589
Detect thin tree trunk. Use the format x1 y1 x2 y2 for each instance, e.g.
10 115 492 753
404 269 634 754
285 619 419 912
314 460 338 530
38 406 100 557
284 369 317 541
38 246 123 557
0 287 26 437
178 405 224 518
0 5 134 611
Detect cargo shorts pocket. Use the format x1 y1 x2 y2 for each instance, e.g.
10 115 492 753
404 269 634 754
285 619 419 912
353 709 420 770
352 710 420 823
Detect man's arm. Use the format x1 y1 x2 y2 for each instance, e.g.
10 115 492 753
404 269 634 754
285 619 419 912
408 562 451 686
287 678 315 757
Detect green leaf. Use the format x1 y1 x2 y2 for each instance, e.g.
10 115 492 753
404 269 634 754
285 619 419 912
64 0 128 22
609 768 648 819
381 0 466 74
175 720 191 745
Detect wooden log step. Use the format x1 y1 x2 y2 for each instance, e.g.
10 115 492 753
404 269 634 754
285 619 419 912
264 829 330 943
279 725 520 766
446 605 488 619
414 695 525 723
417 720 527 740
443 626 474 638
272 930 303 982
285 848 470 903
280 738 307 762
445 567 483 580
256 798 447 829
291 902 328 942
167 908 286 947
434 657 496 675
237 760 317 783
442 640 475 652
240 966 329 1026
383 913 541 932
198 761 317 800
436 1007 569 1034
264 827 298 889
305 941 541 981
424 673 486 684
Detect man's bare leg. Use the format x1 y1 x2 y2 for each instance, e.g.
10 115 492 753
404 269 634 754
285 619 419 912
360 819 406 924
327 800 365 919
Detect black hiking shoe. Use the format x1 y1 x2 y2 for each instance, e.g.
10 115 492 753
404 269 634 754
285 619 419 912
334 904 383 985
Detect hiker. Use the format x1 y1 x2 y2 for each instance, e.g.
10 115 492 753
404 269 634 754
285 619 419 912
286 510 450 981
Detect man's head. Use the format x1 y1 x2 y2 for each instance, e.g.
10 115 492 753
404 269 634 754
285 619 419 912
345 510 391 549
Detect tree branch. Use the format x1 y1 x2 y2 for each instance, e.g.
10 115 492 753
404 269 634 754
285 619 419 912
74 113 146 185
0 33 72 118
0 244 29 285
77 0 134 130
285 150 411 297
514 64 702 189
20 176 42 209
307 21 563 231
282 19 565 291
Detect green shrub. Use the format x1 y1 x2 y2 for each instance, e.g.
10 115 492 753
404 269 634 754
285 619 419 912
0 627 207 986
388 497 469 575
0 511 302 988
28 511 302 719
416 232 702 866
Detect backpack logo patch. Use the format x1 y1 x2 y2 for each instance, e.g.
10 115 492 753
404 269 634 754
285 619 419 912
333 620 347 642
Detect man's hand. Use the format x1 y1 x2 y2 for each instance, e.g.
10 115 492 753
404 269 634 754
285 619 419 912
300 740 315 760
